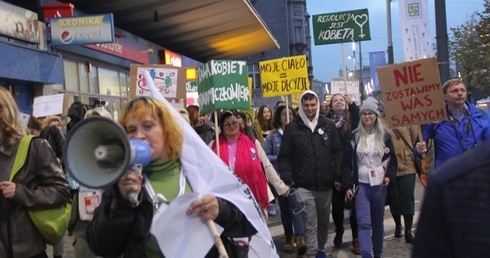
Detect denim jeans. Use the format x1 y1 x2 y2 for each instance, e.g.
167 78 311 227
356 183 387 258
279 189 305 237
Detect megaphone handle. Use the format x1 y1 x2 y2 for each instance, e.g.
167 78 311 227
128 164 144 207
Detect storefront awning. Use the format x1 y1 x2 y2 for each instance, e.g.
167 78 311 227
59 0 280 62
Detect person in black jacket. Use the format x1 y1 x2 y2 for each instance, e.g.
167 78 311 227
412 141 490 258
342 100 397 258
278 90 342 258
326 94 361 253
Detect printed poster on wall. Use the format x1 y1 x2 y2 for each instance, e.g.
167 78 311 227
259 55 310 98
197 60 250 115
377 57 446 128
129 64 186 100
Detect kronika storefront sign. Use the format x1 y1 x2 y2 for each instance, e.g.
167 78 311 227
50 14 114 46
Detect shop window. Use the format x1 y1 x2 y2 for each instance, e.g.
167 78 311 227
99 67 119 96
119 72 129 97
89 66 99 94
79 63 90 93
63 60 79 91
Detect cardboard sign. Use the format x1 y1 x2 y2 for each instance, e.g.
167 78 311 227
33 93 69 118
330 78 361 105
186 81 198 107
260 55 310 98
312 9 371 45
129 64 186 100
377 57 446 128
197 60 250 115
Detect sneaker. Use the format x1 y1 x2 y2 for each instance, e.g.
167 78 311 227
334 229 344 247
268 204 277 216
316 250 327 258
352 238 360 255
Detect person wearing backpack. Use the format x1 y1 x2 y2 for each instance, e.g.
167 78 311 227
0 87 71 258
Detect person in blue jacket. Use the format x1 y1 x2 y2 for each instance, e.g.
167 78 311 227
416 79 490 168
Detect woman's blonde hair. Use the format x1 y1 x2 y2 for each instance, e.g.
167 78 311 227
0 87 25 145
118 97 183 163
355 115 386 152
84 107 113 119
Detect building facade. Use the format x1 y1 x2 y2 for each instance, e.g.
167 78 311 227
246 0 313 109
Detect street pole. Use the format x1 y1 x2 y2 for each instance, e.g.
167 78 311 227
387 0 394 64
435 0 450 83
359 41 363 101
352 42 356 78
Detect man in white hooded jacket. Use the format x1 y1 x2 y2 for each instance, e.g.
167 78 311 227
278 90 342 258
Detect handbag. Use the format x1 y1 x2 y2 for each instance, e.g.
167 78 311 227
10 136 71 245
223 237 249 258
420 136 435 187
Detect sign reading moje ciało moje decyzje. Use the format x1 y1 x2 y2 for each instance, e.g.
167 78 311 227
377 57 447 128
259 55 310 98
197 60 250 115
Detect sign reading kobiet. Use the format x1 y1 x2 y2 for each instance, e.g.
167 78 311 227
377 57 446 128
197 60 250 115
259 55 309 98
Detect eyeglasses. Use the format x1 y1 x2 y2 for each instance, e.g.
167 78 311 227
361 112 375 117
223 121 239 128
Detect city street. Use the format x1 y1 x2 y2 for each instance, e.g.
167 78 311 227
47 179 425 258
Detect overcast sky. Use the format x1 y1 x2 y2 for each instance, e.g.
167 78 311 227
306 0 486 82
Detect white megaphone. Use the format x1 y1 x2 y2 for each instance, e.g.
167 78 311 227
63 116 152 205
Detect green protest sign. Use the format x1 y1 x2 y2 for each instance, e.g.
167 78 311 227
312 9 371 45
197 60 250 115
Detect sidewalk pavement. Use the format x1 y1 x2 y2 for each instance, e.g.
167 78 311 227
47 208 418 258
270 208 419 258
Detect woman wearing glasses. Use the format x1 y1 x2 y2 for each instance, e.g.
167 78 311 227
342 99 397 258
210 111 289 220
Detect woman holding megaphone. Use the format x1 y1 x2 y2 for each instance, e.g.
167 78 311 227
86 96 277 258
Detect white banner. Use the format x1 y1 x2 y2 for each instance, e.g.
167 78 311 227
330 78 361 106
398 0 434 61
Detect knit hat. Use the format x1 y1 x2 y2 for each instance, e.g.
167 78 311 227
359 97 380 116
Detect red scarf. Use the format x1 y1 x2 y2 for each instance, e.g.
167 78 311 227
212 132 269 209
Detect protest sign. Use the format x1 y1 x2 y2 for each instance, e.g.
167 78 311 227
33 93 70 117
331 78 361 105
129 64 186 99
186 81 198 106
377 57 446 127
312 9 371 45
259 55 309 98
197 60 250 115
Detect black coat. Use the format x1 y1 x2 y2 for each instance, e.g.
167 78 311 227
341 129 398 191
278 114 342 191
86 186 257 257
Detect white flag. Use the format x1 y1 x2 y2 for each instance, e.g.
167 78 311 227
143 70 279 258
